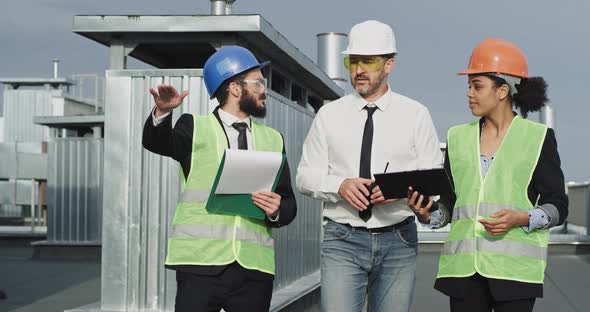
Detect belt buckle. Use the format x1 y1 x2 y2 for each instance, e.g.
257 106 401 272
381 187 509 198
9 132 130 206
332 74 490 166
368 228 384 235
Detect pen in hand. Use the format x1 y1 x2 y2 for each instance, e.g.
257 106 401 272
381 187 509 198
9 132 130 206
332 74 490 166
368 162 390 206
368 162 389 192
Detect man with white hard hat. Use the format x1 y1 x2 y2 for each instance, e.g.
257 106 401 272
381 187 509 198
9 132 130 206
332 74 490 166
297 20 443 312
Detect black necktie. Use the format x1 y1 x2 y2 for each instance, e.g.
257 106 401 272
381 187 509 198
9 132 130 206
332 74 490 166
359 106 378 222
232 122 249 150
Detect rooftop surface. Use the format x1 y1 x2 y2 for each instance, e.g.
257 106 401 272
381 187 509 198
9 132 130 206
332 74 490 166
1 240 588 312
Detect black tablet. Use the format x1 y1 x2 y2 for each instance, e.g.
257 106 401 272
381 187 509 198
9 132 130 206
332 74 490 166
373 168 454 199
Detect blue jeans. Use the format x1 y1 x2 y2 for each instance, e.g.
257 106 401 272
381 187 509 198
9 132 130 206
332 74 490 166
321 219 418 312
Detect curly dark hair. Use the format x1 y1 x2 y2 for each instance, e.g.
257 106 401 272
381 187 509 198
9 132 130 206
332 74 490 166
488 75 549 118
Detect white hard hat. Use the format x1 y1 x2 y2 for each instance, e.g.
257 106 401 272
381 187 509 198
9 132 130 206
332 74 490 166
342 20 397 55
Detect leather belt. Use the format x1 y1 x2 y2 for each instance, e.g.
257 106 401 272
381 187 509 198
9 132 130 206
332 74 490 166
325 216 415 234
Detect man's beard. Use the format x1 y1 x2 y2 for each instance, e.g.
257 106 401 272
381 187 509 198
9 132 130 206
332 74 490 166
239 88 267 118
353 70 387 96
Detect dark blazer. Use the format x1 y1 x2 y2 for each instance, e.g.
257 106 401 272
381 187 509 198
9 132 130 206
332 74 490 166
434 118 568 300
142 107 297 277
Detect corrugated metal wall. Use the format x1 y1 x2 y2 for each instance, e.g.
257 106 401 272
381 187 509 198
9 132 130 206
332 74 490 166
3 90 52 142
46 138 103 243
262 92 321 289
102 70 209 311
101 70 321 311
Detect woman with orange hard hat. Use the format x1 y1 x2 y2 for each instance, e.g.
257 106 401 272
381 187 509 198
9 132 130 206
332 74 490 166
408 38 568 311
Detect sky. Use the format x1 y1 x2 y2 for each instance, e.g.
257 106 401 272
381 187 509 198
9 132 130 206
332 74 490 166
0 0 588 182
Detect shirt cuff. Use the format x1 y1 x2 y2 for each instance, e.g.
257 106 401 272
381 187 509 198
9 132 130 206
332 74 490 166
522 208 551 233
424 202 450 229
267 211 280 222
151 106 171 126
426 209 442 228
324 175 348 202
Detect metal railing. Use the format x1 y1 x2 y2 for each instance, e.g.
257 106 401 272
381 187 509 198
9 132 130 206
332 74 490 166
68 74 105 112
0 142 47 234
566 181 590 235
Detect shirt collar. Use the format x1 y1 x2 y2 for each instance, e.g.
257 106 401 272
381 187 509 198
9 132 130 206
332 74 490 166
353 84 393 112
218 108 251 130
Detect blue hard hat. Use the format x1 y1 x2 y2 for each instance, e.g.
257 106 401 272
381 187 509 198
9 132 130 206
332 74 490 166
203 46 270 99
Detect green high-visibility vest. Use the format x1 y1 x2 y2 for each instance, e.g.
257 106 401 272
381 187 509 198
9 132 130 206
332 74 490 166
165 113 284 275
437 116 549 284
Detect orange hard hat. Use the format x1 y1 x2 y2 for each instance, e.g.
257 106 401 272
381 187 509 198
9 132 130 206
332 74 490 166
458 38 528 78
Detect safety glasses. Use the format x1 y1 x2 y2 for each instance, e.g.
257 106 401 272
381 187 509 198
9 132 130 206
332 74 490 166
242 78 268 93
344 56 387 72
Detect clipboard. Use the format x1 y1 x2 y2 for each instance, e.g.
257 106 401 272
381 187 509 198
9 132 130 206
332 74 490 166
373 168 454 199
205 150 286 220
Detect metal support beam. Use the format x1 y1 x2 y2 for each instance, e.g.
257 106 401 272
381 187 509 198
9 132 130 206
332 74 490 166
92 126 102 139
109 41 137 70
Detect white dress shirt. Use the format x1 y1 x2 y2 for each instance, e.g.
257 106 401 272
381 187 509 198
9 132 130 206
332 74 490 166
152 107 279 221
296 87 443 228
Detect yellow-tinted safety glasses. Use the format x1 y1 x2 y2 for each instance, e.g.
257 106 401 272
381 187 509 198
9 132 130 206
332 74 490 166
344 56 387 72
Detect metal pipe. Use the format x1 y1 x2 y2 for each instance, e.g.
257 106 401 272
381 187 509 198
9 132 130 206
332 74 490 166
53 59 60 79
317 32 349 91
93 126 102 139
31 178 36 232
95 77 99 112
225 0 236 14
40 142 47 226
210 0 226 15
540 104 555 129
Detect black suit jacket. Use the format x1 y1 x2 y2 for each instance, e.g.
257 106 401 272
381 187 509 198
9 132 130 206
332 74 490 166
434 118 568 300
142 107 297 277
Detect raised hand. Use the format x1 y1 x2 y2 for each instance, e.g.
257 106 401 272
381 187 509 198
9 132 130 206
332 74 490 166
149 85 189 117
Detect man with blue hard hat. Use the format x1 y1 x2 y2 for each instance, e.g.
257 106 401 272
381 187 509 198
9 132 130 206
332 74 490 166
142 45 297 312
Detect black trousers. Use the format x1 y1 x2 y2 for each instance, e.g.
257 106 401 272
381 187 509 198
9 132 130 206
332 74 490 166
448 274 535 312
175 262 274 312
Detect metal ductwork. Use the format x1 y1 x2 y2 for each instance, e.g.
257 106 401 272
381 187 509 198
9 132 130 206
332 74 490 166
317 32 349 91
225 0 235 14
540 104 556 129
210 0 226 15
53 59 60 79
211 0 235 15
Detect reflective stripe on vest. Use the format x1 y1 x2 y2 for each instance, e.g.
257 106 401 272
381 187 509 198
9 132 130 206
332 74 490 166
179 189 210 203
437 116 549 284
452 203 530 221
170 224 274 248
441 238 547 261
165 113 283 275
